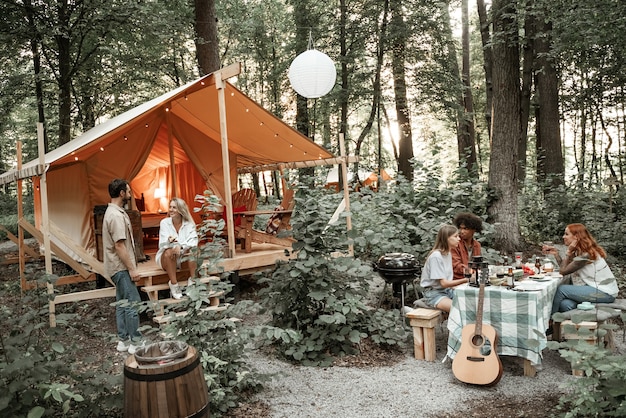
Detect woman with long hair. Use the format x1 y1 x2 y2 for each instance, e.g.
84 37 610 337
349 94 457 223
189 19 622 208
420 224 467 312
543 223 619 313
156 197 198 299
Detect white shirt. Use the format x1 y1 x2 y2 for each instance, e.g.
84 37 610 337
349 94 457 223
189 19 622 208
155 217 198 266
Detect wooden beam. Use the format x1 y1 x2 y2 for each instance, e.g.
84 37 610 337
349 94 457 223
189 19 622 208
0 164 45 186
52 287 116 305
236 156 359 174
0 224 41 259
18 218 110 283
215 70 236 259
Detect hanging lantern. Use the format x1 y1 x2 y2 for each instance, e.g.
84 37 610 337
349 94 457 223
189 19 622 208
288 49 336 99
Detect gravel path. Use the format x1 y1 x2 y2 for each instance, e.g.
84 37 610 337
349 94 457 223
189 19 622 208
246 324 587 418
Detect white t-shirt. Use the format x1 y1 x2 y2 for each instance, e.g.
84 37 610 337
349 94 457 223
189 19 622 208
420 250 453 290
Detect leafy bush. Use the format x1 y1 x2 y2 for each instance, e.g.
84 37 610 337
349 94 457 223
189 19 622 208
258 186 409 366
156 191 294 416
0 275 122 417
549 313 626 417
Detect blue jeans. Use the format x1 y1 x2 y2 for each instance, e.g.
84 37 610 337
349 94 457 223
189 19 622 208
551 284 615 314
111 270 142 342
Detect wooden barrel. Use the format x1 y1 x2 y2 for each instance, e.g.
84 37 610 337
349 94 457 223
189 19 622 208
124 346 209 418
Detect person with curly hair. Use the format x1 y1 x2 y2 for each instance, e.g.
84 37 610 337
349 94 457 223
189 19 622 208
451 212 483 280
543 223 619 313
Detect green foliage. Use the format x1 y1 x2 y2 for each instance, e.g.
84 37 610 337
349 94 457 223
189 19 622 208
350 162 496 262
548 314 626 417
157 191 277 416
259 186 409 366
0 276 122 417
519 178 626 259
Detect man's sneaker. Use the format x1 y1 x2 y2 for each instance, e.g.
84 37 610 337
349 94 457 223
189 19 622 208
116 340 130 352
169 281 183 299
128 340 146 355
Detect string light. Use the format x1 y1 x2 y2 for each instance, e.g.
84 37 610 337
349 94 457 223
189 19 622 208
100 147 104 151
124 136 128 140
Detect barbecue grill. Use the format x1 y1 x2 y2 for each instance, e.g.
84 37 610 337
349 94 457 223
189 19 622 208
374 253 422 310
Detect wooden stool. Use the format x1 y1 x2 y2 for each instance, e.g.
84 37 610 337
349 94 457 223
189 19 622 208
560 320 598 376
406 308 444 361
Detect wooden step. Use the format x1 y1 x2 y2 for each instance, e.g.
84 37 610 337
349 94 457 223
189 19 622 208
141 276 220 301
153 304 230 324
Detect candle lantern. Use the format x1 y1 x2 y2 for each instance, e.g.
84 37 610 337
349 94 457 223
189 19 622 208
469 255 490 287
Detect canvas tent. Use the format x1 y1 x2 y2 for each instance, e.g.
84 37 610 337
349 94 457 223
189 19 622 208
0 64 337 264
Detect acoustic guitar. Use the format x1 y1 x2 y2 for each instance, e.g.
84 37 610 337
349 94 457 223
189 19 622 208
452 272 503 386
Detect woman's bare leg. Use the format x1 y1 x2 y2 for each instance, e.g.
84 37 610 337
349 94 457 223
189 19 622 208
160 248 179 284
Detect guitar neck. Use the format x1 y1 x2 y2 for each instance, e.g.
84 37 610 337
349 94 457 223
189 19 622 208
475 277 485 336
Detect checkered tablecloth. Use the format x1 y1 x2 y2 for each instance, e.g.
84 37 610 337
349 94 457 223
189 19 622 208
447 277 560 365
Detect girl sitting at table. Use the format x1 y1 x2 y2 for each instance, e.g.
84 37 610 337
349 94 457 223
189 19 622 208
543 223 618 314
420 224 468 313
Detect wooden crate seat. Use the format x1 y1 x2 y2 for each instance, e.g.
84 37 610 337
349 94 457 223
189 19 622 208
405 308 444 361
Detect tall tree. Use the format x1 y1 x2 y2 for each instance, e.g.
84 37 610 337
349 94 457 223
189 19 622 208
488 0 523 252
389 0 414 181
533 7 563 190
476 0 494 139
194 0 220 74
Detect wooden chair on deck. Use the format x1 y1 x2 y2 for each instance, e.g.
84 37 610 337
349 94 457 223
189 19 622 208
236 188 296 253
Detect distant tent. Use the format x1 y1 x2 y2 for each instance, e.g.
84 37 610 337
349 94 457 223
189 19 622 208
325 167 392 192
0 65 335 262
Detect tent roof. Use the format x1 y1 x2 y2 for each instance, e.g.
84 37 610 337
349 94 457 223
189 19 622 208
1 68 334 183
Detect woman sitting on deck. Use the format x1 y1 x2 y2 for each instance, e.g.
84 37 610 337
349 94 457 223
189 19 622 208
156 197 198 299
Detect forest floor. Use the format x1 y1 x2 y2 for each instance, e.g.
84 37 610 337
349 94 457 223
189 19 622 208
1 239 623 417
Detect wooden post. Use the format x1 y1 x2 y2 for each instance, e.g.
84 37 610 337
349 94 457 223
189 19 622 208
338 133 353 256
17 141 26 294
166 107 178 198
215 72 235 258
36 123 55 326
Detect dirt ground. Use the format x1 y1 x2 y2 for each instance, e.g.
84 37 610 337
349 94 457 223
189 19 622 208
0 241 605 417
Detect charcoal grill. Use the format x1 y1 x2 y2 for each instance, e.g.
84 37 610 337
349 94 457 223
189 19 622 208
374 253 422 310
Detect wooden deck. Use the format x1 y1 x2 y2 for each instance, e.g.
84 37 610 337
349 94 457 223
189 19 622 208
46 240 293 326
137 242 293 286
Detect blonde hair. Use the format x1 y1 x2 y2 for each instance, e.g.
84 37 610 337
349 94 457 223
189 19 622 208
170 197 195 225
431 224 458 255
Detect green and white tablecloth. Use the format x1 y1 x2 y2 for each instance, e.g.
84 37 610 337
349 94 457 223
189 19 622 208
447 277 560 366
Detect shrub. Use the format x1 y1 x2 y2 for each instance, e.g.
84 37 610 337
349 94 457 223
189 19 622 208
549 313 626 417
258 186 408 366
0 275 122 417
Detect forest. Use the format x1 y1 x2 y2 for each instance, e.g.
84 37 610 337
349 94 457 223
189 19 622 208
1 0 626 417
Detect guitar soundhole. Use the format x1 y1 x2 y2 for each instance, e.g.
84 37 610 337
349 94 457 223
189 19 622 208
472 335 493 356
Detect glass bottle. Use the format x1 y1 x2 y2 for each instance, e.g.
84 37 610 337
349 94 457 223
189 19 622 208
534 256 542 274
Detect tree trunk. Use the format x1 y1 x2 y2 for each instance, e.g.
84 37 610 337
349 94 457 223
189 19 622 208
488 0 522 253
23 0 49 152
194 0 220 75
534 14 564 191
56 0 72 146
519 0 534 186
454 0 477 174
389 0 414 181
476 0 493 139
353 0 388 176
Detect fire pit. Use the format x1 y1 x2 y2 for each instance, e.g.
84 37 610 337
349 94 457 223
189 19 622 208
374 253 422 310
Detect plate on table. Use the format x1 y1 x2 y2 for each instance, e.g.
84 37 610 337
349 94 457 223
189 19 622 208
529 275 551 282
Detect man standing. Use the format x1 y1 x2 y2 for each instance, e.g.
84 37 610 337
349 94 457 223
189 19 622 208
451 212 483 280
103 179 143 354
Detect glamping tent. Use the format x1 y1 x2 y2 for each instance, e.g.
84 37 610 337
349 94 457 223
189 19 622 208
0 64 341 266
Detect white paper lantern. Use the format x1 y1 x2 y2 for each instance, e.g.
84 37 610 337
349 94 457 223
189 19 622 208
288 49 336 99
